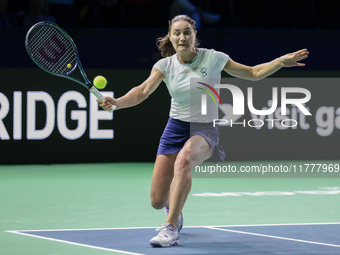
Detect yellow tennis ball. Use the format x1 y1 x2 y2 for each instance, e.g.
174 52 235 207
67 63 72 68
93 75 107 89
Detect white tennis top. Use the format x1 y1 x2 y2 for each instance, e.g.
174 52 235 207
153 48 229 123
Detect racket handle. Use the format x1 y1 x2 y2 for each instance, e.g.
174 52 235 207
89 86 116 113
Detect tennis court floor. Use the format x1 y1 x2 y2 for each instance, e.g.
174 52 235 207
1 162 339 254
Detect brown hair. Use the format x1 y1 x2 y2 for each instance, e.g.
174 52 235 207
156 15 200 57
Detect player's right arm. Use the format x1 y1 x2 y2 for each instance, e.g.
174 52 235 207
97 67 165 111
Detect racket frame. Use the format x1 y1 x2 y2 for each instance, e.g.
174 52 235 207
25 21 115 111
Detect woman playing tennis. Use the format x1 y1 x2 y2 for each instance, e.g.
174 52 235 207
98 15 309 247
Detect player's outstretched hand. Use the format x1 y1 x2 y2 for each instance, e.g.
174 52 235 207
97 97 117 111
280 49 309 67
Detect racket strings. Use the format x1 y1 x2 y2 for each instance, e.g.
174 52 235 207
26 24 77 75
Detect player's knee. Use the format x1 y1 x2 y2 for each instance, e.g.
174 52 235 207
174 150 191 174
150 195 166 209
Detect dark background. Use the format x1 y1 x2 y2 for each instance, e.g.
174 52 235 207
1 0 340 164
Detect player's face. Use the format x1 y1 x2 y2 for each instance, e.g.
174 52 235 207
169 20 197 53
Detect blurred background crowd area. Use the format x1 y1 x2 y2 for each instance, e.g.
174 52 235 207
0 0 339 30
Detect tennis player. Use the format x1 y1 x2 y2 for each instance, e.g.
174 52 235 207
98 15 309 247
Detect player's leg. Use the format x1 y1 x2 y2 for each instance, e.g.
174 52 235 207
150 136 212 247
149 153 182 247
166 135 212 228
150 153 178 210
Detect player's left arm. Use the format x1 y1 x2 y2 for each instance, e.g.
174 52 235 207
223 49 309 81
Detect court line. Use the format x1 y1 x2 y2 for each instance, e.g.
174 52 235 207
6 231 145 255
197 222 340 228
7 222 340 232
205 226 340 248
6 223 340 253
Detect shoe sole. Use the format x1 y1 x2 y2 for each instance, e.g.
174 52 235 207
150 241 179 247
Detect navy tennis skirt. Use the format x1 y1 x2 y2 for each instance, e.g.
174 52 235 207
157 118 225 162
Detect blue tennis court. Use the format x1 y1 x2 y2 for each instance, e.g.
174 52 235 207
8 223 340 254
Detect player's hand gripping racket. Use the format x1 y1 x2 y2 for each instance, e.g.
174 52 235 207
25 21 115 112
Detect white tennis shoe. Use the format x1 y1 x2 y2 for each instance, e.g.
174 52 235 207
149 223 179 247
164 207 183 232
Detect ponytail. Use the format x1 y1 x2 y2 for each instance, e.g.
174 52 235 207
156 34 176 57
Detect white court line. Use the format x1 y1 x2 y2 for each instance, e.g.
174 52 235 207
7 222 340 233
205 226 340 248
7 226 158 232
6 231 145 255
197 222 340 228
6 222 340 253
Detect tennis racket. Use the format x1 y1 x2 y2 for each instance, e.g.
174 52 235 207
25 21 115 112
